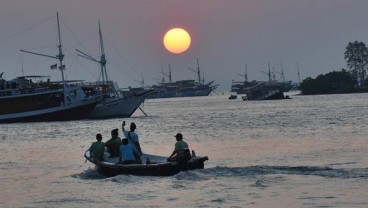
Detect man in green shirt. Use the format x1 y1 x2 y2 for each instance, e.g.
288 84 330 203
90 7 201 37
89 134 105 162
168 133 190 161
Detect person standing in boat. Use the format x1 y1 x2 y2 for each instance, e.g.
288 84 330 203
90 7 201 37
122 121 142 154
89 134 105 162
105 129 121 157
168 133 191 161
119 138 142 164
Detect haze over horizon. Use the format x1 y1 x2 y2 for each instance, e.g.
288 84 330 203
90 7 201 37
1 0 368 92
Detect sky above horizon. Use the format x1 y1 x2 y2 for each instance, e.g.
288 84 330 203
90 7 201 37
1 0 368 92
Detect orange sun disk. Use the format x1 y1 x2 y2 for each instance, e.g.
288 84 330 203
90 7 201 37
163 28 191 54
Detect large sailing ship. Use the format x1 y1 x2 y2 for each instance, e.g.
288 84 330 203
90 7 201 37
0 14 101 123
76 21 154 119
231 63 292 100
151 59 218 98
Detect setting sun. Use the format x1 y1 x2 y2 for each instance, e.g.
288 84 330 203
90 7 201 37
163 28 191 54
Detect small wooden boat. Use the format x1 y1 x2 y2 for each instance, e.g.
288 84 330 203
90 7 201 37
84 150 209 177
228 94 237 100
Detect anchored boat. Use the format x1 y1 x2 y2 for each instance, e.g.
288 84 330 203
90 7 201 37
0 13 102 123
76 21 154 119
151 59 218 99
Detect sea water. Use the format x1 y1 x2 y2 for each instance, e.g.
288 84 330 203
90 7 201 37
1 93 368 208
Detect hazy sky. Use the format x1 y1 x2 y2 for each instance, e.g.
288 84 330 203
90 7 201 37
1 0 368 92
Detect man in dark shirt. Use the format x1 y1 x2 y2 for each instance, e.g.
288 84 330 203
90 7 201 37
105 129 121 157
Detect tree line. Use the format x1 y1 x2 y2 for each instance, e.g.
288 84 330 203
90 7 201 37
300 41 368 95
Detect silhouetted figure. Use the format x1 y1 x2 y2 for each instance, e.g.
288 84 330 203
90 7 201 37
105 129 121 157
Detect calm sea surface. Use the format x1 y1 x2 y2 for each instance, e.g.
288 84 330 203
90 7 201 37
1 93 368 208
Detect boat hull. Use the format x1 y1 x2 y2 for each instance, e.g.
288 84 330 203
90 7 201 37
0 101 98 123
154 87 214 99
86 91 153 119
151 79 217 99
85 151 209 177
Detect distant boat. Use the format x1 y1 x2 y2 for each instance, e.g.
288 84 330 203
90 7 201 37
231 79 292 95
151 59 218 98
0 14 101 123
243 81 285 101
231 63 292 95
228 94 237 100
76 21 155 119
152 80 217 98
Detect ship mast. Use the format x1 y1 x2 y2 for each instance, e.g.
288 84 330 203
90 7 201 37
237 64 248 84
98 20 108 84
276 62 286 83
297 62 301 85
161 65 172 83
188 58 202 85
197 58 201 85
244 64 248 83
56 13 68 104
261 62 272 83
21 12 69 105
76 20 108 85
168 64 172 83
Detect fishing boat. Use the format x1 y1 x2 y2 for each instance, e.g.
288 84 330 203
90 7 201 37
84 149 209 176
151 60 218 99
231 63 292 95
243 81 285 100
0 14 101 123
152 80 216 98
76 21 154 119
228 94 237 100
82 81 154 119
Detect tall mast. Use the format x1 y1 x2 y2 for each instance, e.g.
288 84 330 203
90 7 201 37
161 66 171 83
141 72 144 87
98 20 108 84
20 12 69 105
75 20 108 85
187 58 202 84
56 13 68 104
197 58 201 85
237 64 248 84
268 62 272 83
280 62 285 83
161 68 165 83
244 64 248 83
297 62 301 85
168 64 172 83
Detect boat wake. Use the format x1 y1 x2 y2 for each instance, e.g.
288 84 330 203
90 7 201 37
199 166 368 179
74 165 368 180
72 168 106 180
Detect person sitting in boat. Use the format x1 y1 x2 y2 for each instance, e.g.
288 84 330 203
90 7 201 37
119 138 142 164
168 133 191 162
122 121 142 154
105 129 121 158
89 134 105 162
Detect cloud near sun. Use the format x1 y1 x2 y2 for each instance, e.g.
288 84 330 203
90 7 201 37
163 28 191 54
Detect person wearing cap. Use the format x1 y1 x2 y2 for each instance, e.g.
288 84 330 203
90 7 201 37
168 133 189 160
105 128 122 157
122 121 142 154
89 134 105 162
